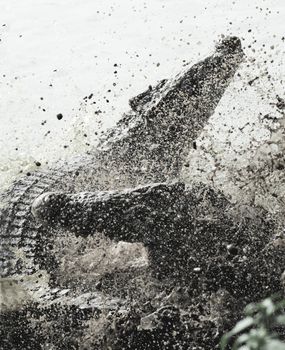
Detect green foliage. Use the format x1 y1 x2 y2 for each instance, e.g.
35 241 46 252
221 297 285 350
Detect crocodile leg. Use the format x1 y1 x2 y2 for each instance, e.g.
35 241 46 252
31 182 186 241
31 181 285 303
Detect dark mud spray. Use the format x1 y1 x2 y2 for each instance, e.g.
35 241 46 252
0 37 284 350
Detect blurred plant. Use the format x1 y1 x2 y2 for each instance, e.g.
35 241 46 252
221 296 285 350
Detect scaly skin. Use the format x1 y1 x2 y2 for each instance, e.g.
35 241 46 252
32 181 285 301
0 36 244 279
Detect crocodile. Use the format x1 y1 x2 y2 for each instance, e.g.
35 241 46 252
0 36 244 281
3 36 278 349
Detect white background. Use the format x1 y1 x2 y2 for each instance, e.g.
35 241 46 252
0 0 284 190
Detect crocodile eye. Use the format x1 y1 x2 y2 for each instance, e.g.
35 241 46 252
31 192 58 219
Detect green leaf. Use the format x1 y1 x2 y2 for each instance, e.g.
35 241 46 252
229 317 254 336
232 334 250 350
220 317 254 350
245 303 257 316
220 334 230 350
276 315 285 325
263 339 285 350
261 298 275 316
235 333 250 344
